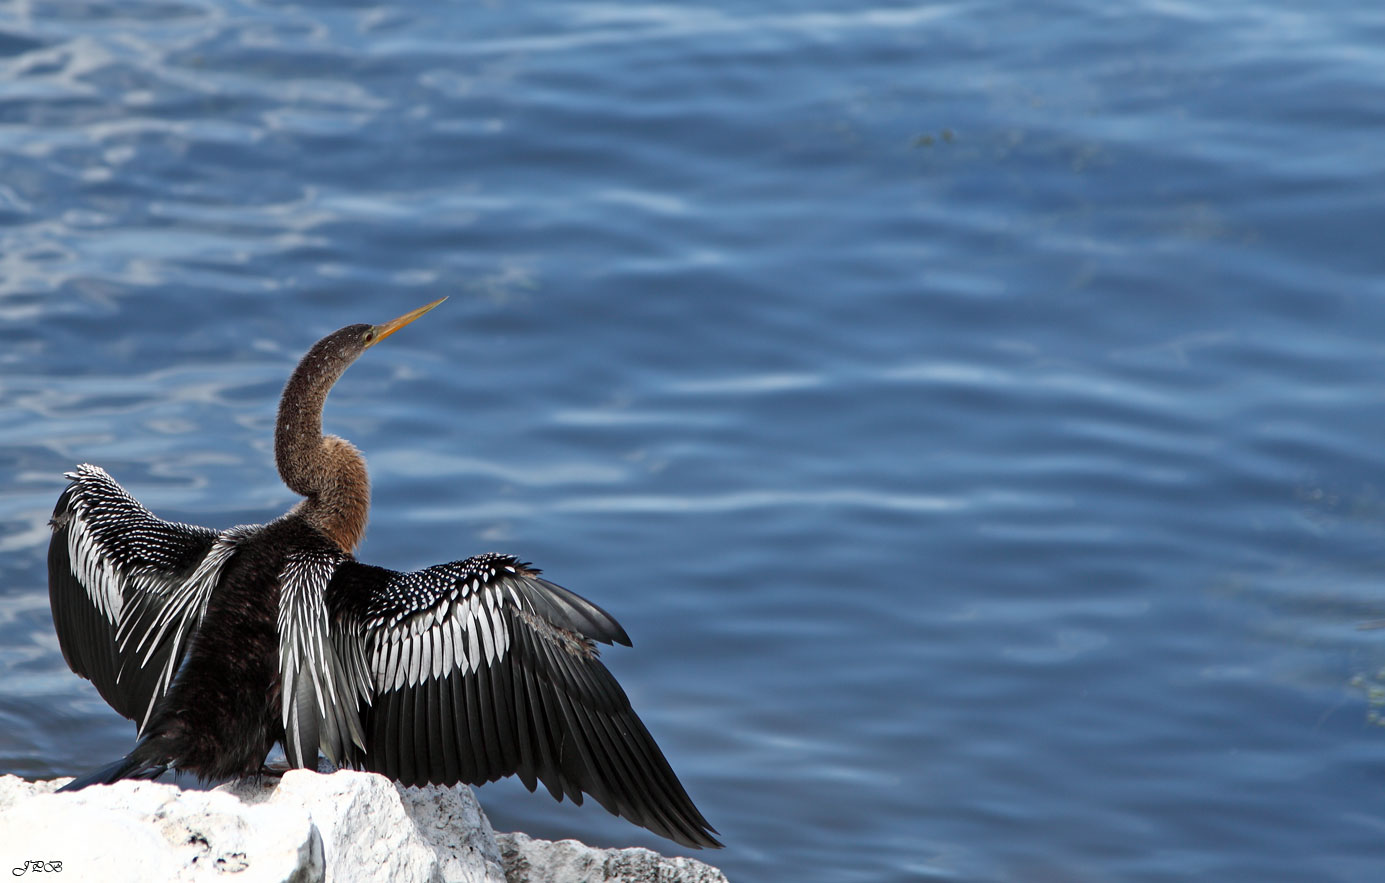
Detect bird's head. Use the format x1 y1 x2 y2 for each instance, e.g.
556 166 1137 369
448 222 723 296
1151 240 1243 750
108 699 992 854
308 297 448 371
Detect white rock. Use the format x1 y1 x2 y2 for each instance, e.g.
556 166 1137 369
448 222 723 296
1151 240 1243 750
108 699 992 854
0 772 726 883
223 770 505 883
496 831 730 883
0 775 321 883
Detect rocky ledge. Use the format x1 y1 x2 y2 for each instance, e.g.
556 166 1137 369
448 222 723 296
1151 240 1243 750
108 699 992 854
0 770 726 883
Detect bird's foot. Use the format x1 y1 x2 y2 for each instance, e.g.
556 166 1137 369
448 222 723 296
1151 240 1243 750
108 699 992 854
254 761 291 784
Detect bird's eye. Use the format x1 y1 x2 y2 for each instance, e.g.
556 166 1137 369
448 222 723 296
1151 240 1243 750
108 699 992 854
363 330 375 343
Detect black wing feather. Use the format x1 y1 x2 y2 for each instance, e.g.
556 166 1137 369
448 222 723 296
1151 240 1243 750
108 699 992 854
325 553 720 849
382 686 402 783
397 673 418 786
435 671 460 784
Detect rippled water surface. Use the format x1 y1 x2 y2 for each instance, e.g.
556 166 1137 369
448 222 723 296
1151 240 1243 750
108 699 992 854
3 1 1385 880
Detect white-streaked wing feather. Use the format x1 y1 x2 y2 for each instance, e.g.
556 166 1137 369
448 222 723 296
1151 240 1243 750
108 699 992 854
277 548 365 769
47 464 245 735
320 553 719 849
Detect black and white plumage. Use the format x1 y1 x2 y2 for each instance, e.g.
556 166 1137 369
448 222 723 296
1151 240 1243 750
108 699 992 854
48 464 239 734
46 300 719 850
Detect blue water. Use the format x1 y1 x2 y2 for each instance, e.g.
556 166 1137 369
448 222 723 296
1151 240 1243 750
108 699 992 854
2 1 1385 879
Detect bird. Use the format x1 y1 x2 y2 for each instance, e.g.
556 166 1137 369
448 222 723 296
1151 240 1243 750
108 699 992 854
46 298 720 849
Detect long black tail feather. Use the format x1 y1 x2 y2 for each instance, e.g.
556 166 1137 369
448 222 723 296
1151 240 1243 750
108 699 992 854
57 753 168 792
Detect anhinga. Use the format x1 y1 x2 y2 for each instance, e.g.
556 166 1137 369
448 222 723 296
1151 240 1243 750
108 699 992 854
46 299 720 850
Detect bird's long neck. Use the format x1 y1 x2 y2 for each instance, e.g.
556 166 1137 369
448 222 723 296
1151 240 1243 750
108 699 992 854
275 340 370 553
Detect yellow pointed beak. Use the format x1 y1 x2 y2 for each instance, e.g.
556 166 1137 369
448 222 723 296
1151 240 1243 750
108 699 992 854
368 297 447 347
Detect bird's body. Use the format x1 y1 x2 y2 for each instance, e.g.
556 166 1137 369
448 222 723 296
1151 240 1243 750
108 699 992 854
46 301 719 849
127 514 331 782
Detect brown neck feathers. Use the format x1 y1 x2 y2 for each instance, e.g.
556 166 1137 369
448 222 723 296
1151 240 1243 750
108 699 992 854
275 329 371 553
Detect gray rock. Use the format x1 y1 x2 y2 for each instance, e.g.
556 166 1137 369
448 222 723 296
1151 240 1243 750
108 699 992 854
0 772 726 883
496 832 729 883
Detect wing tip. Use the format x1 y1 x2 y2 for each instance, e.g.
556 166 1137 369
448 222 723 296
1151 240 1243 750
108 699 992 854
528 576 632 646
679 828 724 850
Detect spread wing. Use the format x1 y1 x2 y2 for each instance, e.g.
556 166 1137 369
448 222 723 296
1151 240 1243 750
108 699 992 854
47 464 245 733
319 552 719 849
